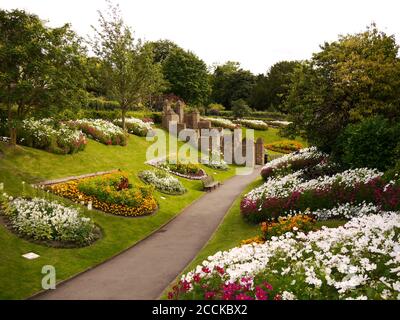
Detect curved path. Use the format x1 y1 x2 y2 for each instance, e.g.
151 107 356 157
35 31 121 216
34 167 261 300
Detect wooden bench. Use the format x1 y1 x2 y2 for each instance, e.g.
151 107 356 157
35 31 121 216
201 175 220 192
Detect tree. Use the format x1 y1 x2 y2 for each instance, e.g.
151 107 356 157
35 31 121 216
162 48 210 105
286 24 400 152
211 62 256 108
231 99 251 119
91 1 164 130
0 9 88 146
147 39 179 64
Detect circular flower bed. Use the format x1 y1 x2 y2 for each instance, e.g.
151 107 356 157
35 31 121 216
138 170 186 195
0 195 99 247
173 211 400 300
46 172 157 217
147 158 207 180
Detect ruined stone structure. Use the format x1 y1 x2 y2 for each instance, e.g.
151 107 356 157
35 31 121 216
161 100 265 167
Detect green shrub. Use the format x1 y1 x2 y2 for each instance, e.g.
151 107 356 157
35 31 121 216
231 99 252 119
337 116 400 171
87 97 120 110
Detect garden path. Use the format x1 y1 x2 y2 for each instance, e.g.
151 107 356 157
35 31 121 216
33 167 261 300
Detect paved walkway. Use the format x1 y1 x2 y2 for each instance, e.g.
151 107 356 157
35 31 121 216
34 167 261 300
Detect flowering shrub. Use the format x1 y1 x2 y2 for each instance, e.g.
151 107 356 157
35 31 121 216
46 173 157 217
204 117 237 130
138 170 186 195
177 211 400 300
241 168 400 223
68 119 127 146
147 158 207 180
261 147 329 179
0 195 98 246
18 118 87 154
114 117 153 137
234 119 268 130
265 140 304 154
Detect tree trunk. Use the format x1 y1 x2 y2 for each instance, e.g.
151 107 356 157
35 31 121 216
7 100 16 147
121 107 127 131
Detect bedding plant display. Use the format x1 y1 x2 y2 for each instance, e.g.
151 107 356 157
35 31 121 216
265 140 304 154
0 194 99 246
241 167 400 223
171 210 400 300
147 158 207 180
138 170 186 195
202 150 228 171
234 119 268 130
203 117 238 130
45 172 157 217
68 119 127 146
114 117 153 137
17 118 87 154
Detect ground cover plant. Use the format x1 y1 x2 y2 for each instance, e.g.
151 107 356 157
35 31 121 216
114 117 153 137
0 194 98 246
138 169 186 195
235 119 268 130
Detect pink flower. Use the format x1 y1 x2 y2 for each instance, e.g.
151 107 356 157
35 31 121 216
202 267 211 274
205 291 215 299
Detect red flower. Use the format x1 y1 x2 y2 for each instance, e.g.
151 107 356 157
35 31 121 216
193 274 201 283
274 294 282 300
202 267 211 274
205 291 215 299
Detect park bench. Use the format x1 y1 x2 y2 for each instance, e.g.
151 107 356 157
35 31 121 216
201 175 220 192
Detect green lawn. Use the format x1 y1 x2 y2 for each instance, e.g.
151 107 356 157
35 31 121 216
0 130 239 300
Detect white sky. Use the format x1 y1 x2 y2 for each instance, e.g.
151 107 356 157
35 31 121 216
2 0 400 74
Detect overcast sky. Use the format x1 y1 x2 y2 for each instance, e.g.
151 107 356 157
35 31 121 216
2 0 400 74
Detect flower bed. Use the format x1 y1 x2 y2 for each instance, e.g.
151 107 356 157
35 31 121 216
201 150 228 171
138 170 186 195
265 140 304 154
114 117 153 137
234 119 268 130
241 168 400 223
68 119 127 146
18 118 87 154
203 117 237 130
147 158 207 180
0 195 98 246
46 172 157 217
174 211 400 300
261 147 329 179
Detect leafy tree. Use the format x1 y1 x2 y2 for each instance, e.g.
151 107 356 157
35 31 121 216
231 99 251 119
0 9 88 146
286 24 400 151
91 2 164 130
337 116 400 171
162 48 211 105
147 39 179 64
211 62 256 108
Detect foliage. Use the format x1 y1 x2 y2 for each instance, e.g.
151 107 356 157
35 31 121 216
47 172 157 217
265 140 303 154
138 170 186 195
337 116 400 171
206 103 225 116
68 119 127 146
87 97 120 110
1 195 97 246
0 9 88 145
249 61 300 112
231 99 252 119
211 61 256 109
91 2 164 129
162 47 211 105
286 25 400 152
